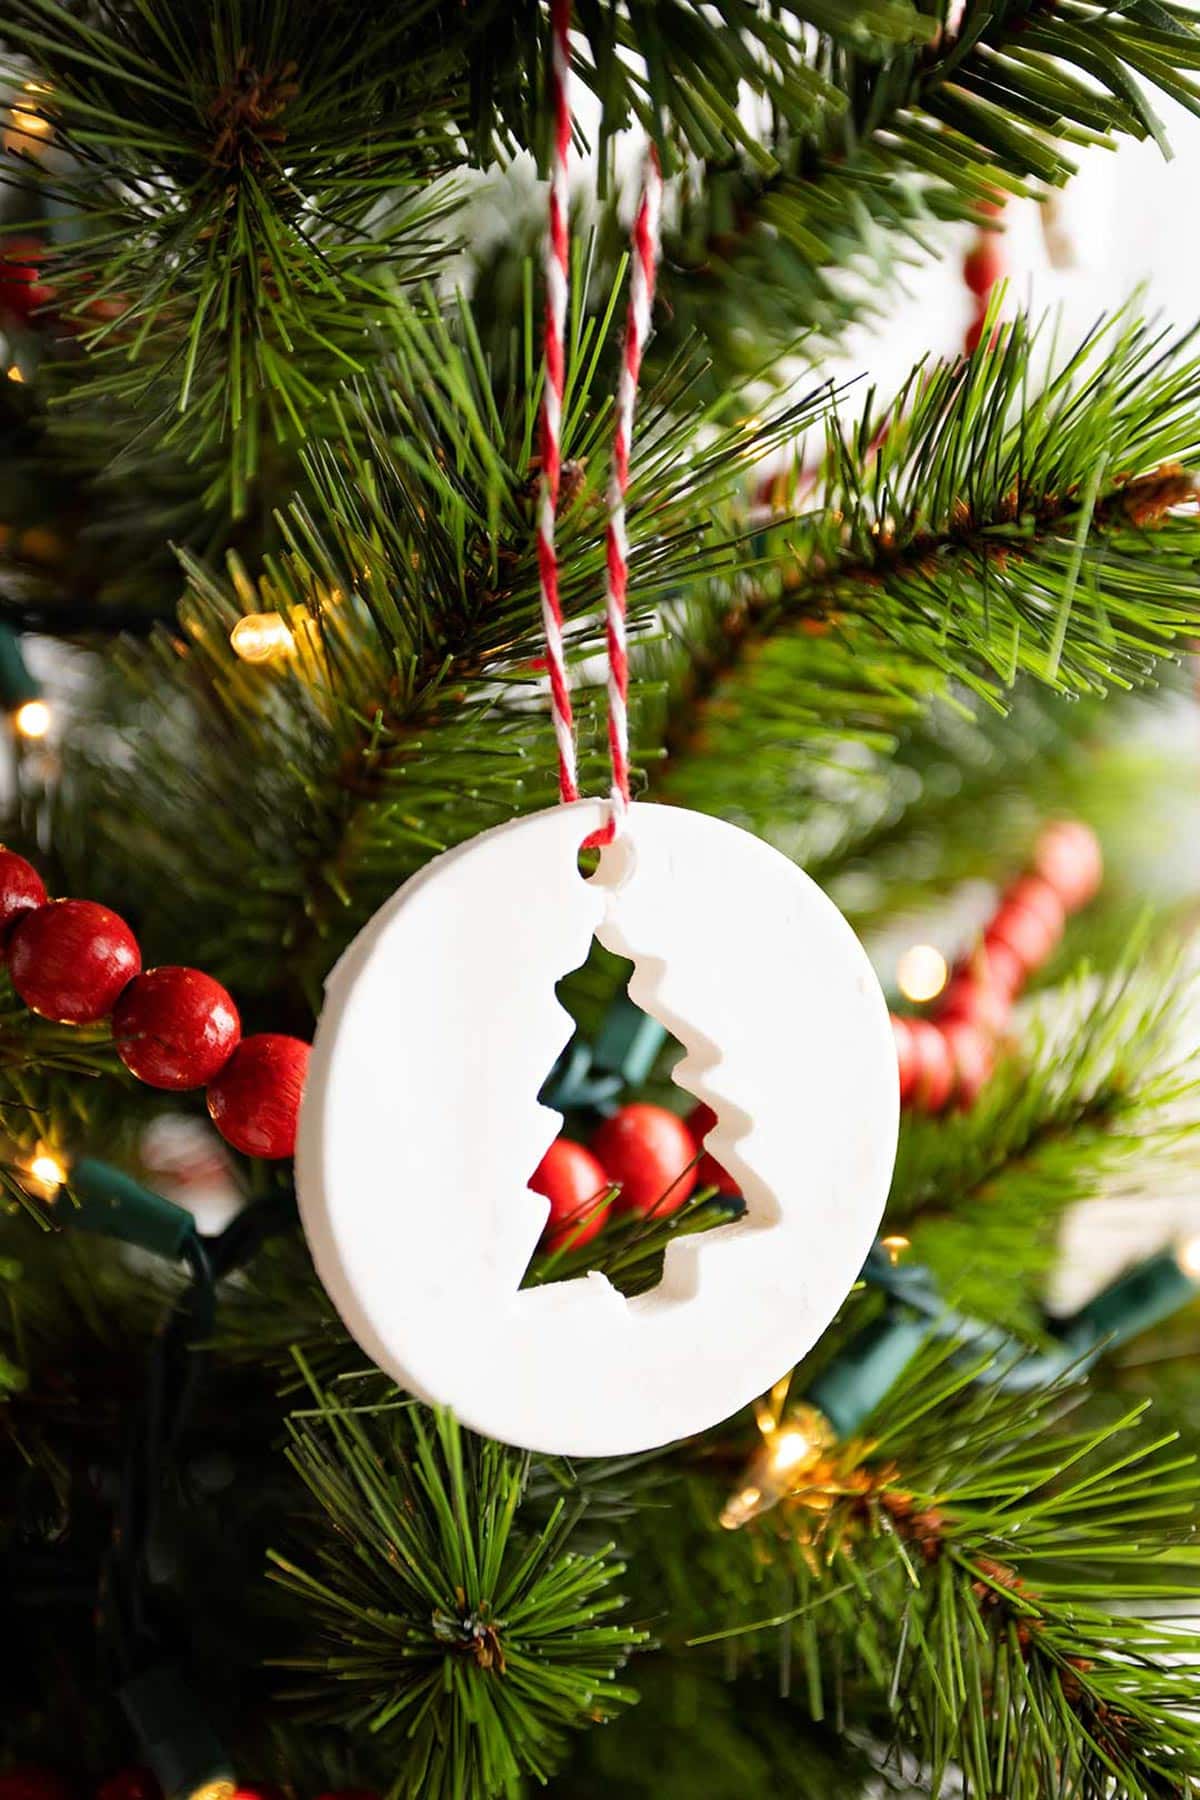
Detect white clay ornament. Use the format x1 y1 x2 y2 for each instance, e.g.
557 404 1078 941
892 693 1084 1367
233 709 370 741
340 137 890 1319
295 798 899 1457
299 56 897 1457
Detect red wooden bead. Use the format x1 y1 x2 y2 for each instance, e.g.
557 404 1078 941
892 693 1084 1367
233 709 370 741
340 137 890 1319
906 1020 955 1113
7 898 140 1023
686 1101 741 1198
207 1033 310 1159
1033 820 1103 912
592 1103 698 1219
891 1015 918 1105
0 847 46 936
0 1773 73 1800
531 1136 612 1251
985 899 1059 975
1004 874 1067 943
938 970 1012 1035
97 1771 161 1800
0 237 55 321
978 938 1025 1001
942 1019 994 1108
113 965 241 1090
963 240 1003 298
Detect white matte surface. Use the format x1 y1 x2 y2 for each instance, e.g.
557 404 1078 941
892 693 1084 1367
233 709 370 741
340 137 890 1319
295 800 898 1456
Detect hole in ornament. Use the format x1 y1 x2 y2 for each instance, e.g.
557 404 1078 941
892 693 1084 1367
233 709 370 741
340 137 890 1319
576 825 636 890
522 937 748 1300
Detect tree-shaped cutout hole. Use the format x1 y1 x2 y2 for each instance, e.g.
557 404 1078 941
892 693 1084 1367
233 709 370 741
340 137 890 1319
521 938 746 1299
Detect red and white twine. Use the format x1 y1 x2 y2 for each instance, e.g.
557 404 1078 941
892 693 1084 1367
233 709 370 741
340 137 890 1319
604 150 662 830
537 0 663 833
538 0 578 805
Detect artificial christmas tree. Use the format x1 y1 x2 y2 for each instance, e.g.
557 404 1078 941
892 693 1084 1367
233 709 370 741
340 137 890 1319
7 2 1200 1795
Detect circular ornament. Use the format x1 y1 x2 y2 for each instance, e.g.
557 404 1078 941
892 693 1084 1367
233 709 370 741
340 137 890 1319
296 801 898 1456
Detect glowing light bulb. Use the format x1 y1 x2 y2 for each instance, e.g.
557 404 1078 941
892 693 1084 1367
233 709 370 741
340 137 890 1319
720 1485 762 1530
770 1425 817 1475
13 699 51 739
721 1402 836 1528
186 1782 236 1800
880 1233 911 1265
20 1144 67 1200
896 943 949 1004
4 102 53 154
30 1150 66 1189
230 611 295 663
1177 1236 1200 1279
6 366 23 383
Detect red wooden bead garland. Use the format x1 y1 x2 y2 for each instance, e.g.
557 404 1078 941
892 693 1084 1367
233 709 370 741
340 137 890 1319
962 199 1007 355
938 969 1012 1036
0 237 55 322
1003 873 1066 942
530 1136 612 1249
206 1033 310 1159
985 901 1057 975
891 818 1103 1114
907 1019 955 1113
7 898 141 1023
0 846 47 935
592 1102 698 1218
96 1771 161 1800
962 240 1003 298
0 1773 73 1800
1034 820 1103 911
113 965 241 1090
0 853 311 1160
892 1016 918 1105
942 1019 993 1107
978 938 1025 1001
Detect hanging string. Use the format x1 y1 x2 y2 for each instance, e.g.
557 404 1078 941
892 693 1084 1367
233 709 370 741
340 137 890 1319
604 148 662 834
537 0 663 834
538 0 578 806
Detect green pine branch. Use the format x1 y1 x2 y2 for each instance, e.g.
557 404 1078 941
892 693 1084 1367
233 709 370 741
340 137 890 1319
32 282 820 1005
550 1661 885 1798
664 0 1200 369
269 1372 645 1800
660 303 1200 825
0 368 272 630
888 946 1200 1336
464 0 932 172
28 297 1200 1017
641 1343 1200 1798
0 0 468 513
792 683 1185 940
